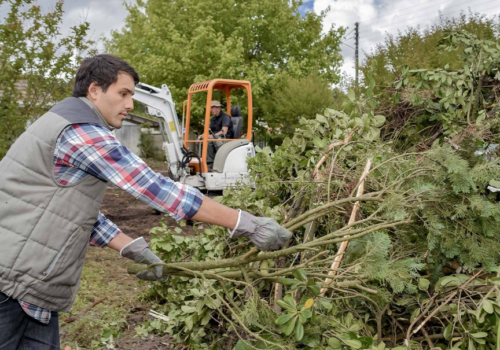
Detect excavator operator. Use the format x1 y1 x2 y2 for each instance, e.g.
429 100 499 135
197 100 234 166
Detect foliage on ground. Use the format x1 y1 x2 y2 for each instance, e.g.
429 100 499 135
59 247 145 349
134 29 500 350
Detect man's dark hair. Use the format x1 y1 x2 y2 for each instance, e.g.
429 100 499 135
72 54 140 97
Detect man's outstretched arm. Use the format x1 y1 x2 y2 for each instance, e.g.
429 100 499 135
57 123 290 280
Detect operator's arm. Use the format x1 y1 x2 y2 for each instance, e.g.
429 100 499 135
215 126 228 137
215 114 231 136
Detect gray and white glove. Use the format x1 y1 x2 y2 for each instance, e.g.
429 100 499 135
229 210 292 251
121 237 164 281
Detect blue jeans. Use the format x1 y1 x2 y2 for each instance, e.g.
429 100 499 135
0 292 60 350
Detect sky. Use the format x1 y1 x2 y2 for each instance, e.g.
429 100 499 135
2 0 500 80
315 0 500 80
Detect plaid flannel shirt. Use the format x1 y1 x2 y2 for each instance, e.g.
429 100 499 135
19 123 203 324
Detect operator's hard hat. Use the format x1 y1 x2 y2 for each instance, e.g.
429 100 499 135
211 100 222 107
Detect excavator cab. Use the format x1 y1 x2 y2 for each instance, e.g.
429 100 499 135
182 79 255 189
132 79 255 191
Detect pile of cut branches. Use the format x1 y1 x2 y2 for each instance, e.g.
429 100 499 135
130 31 500 350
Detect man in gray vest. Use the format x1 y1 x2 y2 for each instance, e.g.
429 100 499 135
0 54 291 349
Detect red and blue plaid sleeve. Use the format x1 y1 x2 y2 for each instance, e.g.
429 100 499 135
56 123 203 221
18 300 52 324
90 212 121 247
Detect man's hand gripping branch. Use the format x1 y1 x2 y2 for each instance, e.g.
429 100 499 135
118 196 292 281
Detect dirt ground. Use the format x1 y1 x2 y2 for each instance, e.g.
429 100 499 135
59 163 200 350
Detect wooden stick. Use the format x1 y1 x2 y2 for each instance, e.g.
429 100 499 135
320 158 372 296
283 135 352 305
62 298 106 324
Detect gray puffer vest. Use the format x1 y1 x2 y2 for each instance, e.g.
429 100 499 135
0 97 112 312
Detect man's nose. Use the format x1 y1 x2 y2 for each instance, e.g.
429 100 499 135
125 96 134 111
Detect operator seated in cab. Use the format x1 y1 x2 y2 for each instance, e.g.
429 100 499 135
197 100 234 166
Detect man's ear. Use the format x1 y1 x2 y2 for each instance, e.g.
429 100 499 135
87 82 101 101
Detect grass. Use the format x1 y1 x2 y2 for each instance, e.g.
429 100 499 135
59 246 148 349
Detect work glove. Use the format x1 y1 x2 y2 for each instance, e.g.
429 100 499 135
121 237 164 281
229 210 292 251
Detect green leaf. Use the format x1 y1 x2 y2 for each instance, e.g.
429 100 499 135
418 277 430 291
281 317 297 336
298 311 308 324
276 313 294 325
276 300 296 313
283 295 296 307
341 339 362 349
468 338 476 350
316 114 328 124
362 127 380 142
295 320 304 341
497 319 500 350
392 92 400 105
234 340 254 350
320 299 333 310
313 137 328 149
411 92 421 104
372 115 385 127
181 305 197 313
470 332 488 338
280 278 299 286
344 313 353 327
328 337 343 349
353 117 364 128
348 89 356 102
292 269 307 282
477 309 486 323
189 288 204 297
308 284 321 296
482 299 494 314
410 308 421 323
443 324 452 340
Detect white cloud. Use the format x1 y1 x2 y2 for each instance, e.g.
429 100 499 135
4 0 137 52
315 0 500 80
4 0 500 77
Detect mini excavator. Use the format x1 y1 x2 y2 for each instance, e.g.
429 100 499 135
132 79 255 190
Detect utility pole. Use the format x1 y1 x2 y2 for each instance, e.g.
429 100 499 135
355 22 359 90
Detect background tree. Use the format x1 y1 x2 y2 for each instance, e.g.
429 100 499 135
260 73 336 145
0 0 96 158
106 0 344 136
360 11 500 91
350 12 500 148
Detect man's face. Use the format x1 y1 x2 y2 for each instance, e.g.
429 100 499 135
87 72 135 129
211 106 221 116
